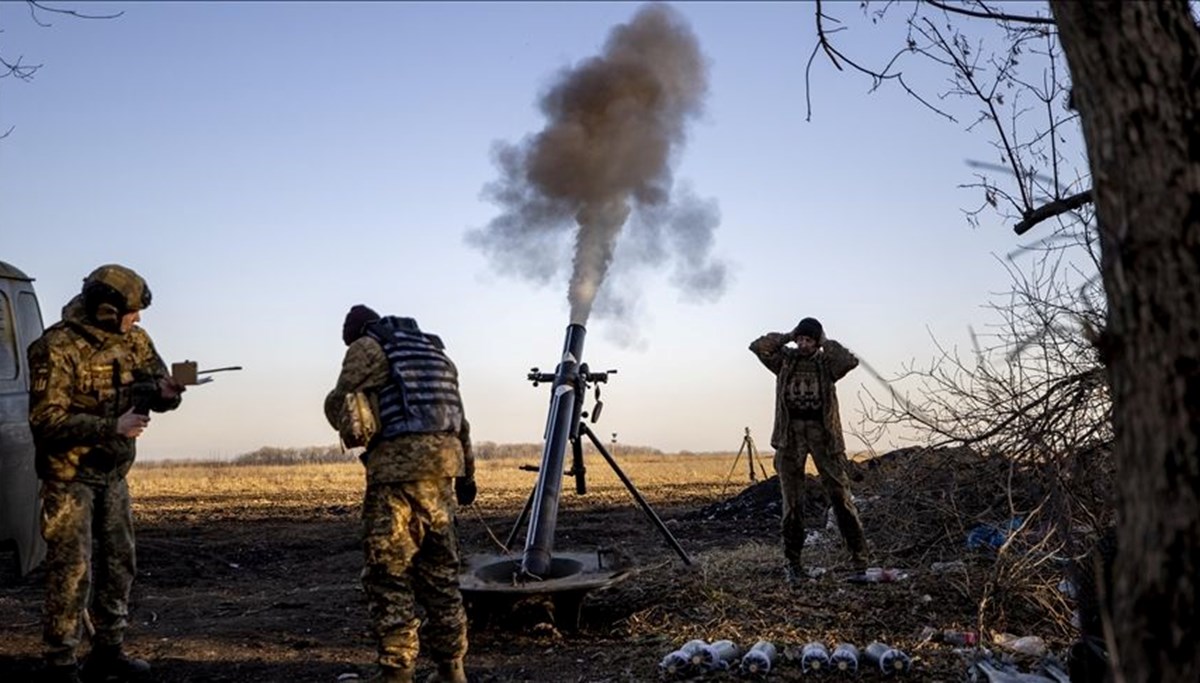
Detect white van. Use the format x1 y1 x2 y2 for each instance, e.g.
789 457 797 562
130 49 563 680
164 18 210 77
0 260 47 578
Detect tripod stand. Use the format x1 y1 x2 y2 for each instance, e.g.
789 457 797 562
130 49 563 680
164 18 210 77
503 416 693 567
722 427 769 494
505 324 694 575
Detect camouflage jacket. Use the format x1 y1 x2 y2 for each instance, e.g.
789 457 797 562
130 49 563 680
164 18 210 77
749 333 858 454
324 335 473 483
28 296 181 484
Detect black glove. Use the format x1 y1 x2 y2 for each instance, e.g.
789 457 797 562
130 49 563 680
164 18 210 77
455 476 477 506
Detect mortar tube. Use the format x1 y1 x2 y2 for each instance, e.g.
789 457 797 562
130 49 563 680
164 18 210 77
521 323 586 578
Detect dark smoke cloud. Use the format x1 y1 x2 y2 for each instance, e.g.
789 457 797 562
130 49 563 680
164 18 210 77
467 3 727 333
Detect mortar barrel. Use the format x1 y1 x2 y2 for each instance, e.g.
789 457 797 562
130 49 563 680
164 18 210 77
521 323 586 577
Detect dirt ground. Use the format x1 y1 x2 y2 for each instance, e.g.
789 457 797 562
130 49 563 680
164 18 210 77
0 452 1081 682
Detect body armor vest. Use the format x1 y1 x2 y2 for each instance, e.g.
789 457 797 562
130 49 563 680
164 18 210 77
367 317 463 438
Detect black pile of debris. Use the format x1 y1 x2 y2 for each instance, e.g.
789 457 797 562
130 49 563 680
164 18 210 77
690 446 1059 558
683 474 828 524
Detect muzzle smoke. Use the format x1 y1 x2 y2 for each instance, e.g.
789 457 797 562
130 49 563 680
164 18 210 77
468 3 726 331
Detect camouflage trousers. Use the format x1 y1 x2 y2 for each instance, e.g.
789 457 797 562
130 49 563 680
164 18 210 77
39 478 136 666
774 419 867 569
361 478 468 672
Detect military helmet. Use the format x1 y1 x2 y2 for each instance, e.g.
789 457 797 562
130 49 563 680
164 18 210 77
82 264 152 312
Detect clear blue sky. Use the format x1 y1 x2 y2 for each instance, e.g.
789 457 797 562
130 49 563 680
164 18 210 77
1 2 1044 459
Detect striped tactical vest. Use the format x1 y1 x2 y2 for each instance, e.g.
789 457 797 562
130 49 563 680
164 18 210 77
366 316 463 438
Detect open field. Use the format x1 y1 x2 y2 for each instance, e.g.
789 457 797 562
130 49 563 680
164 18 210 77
0 450 1077 682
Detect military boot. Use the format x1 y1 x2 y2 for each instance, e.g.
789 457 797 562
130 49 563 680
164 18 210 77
41 663 82 683
784 561 811 589
80 644 150 681
425 659 467 683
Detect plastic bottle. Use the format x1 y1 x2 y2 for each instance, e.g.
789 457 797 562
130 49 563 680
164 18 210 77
995 634 1048 657
867 567 908 582
863 641 911 675
939 630 978 646
830 643 860 675
848 567 909 583
800 641 831 673
921 626 978 646
739 640 778 677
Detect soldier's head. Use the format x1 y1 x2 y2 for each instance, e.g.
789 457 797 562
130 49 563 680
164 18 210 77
82 264 152 333
342 304 381 346
792 317 824 356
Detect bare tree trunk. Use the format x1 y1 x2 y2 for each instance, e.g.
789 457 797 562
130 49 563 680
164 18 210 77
1049 2 1200 681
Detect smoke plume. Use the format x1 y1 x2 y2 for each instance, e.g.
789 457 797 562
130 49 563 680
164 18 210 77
468 3 727 330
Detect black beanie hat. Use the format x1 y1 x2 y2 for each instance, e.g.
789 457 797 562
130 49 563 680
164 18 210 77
342 305 381 346
793 317 824 341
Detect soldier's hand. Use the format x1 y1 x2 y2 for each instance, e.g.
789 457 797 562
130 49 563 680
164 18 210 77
455 476 477 506
159 377 187 400
117 408 151 438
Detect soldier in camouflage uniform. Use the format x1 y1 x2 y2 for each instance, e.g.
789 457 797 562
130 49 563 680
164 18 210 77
28 265 184 683
750 317 868 586
325 305 474 683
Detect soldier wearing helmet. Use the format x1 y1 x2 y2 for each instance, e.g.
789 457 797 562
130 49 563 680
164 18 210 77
750 317 869 587
27 264 184 682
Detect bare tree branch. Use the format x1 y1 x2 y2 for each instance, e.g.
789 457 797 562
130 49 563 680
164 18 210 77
2 1 123 136
809 0 957 122
924 0 1056 26
26 1 123 27
1015 189 1094 235
0 53 43 81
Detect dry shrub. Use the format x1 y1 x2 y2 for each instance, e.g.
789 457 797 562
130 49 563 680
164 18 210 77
857 445 1112 640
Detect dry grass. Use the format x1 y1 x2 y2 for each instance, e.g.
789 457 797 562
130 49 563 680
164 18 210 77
114 448 1083 681
131 462 366 497
126 452 774 521
126 450 860 524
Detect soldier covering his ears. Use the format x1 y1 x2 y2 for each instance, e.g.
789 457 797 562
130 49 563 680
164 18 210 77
750 317 868 587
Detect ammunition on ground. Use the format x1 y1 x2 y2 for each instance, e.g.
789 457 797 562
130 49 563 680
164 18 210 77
739 640 778 677
700 639 739 671
681 639 709 669
660 639 710 679
800 641 831 673
658 649 690 678
863 641 911 675
830 643 860 674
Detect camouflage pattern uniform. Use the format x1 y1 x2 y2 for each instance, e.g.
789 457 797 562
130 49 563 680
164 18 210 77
749 331 867 572
325 330 473 679
28 265 180 668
